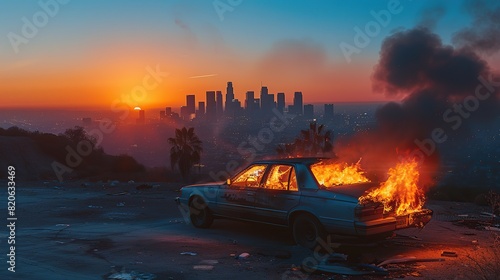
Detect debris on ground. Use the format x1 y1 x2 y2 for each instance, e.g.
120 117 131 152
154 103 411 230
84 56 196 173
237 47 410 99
480 212 497 218
136 184 153 191
303 258 388 276
453 219 500 231
193 260 219 271
109 180 120 187
237 252 250 259
104 266 156 280
378 256 445 266
193 265 214 271
441 251 458 258
394 233 422 240
257 249 291 259
200 260 218 265
107 191 129 196
483 226 500 232
180 252 197 256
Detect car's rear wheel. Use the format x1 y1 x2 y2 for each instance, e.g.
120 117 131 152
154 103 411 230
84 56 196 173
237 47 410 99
189 196 213 228
292 213 326 249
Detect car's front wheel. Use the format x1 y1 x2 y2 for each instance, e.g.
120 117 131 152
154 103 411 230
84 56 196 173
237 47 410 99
189 196 213 228
292 213 326 249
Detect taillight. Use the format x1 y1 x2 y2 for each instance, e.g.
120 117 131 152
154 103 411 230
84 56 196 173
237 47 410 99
355 204 384 221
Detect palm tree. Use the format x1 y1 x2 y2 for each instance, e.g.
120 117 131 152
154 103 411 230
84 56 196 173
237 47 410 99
168 127 203 181
276 122 334 157
298 122 333 156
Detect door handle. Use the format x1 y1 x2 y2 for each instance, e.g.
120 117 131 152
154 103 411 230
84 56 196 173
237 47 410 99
246 192 255 196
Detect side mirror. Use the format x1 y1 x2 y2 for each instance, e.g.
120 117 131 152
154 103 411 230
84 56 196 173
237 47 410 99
226 179 231 185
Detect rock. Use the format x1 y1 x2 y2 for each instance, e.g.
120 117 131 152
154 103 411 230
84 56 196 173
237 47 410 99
237 252 250 259
136 184 153 190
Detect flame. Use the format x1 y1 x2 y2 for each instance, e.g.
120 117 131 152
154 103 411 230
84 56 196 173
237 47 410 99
311 159 370 187
359 158 424 216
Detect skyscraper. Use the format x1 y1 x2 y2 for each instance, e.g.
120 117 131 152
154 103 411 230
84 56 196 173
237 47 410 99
304 104 314 119
225 82 234 115
277 92 285 113
245 91 255 112
186 95 195 114
324 104 334 119
206 91 216 120
216 91 223 117
260 86 269 111
197 101 205 117
293 91 303 115
180 106 190 120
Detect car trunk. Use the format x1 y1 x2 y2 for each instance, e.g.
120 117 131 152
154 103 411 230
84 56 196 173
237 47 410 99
324 182 433 230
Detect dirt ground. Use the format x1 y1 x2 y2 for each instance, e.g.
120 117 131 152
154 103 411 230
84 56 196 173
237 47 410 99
1 180 499 280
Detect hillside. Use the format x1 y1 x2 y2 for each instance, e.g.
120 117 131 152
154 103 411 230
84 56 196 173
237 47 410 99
0 136 55 180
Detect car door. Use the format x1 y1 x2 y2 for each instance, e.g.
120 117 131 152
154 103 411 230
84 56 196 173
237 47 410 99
216 164 267 220
253 164 300 225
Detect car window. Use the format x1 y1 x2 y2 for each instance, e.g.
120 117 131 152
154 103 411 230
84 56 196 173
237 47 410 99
231 164 267 188
264 165 298 191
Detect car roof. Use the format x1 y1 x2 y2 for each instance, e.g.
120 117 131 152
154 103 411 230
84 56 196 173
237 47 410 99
252 157 330 165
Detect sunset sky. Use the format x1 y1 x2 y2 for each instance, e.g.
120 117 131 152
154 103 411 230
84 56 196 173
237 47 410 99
1 0 498 109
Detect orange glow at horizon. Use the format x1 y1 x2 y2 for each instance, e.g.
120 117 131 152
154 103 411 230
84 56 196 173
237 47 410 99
1 50 387 109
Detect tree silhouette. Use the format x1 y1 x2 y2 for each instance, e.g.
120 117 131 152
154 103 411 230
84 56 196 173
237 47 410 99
277 122 334 157
62 126 97 148
168 127 203 181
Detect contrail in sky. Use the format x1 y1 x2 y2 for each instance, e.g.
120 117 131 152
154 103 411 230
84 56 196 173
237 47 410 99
189 74 218 79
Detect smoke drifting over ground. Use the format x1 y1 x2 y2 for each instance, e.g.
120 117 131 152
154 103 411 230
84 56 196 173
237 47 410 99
336 4 500 189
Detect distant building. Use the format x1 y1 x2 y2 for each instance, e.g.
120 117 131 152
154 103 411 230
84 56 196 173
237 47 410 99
277 92 285 113
245 91 255 112
206 91 216 120
324 104 334 119
216 91 223 117
137 110 145 124
197 101 205 117
159 111 166 119
165 107 172 116
260 86 268 111
293 91 303 115
304 104 314 119
186 95 195 115
180 106 190 120
225 82 234 115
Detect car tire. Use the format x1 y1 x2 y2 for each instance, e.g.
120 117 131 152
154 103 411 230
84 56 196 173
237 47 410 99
292 213 326 250
189 196 213 228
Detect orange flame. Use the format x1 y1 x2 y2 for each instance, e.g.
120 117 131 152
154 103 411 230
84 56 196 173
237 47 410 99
311 159 370 187
359 158 424 216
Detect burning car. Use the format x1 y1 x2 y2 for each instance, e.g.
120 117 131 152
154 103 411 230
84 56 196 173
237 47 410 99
175 157 433 249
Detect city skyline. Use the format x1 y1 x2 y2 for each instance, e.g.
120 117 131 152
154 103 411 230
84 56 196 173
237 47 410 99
158 81 337 122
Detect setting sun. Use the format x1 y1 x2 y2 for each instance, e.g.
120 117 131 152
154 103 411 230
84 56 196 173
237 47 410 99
133 106 142 111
